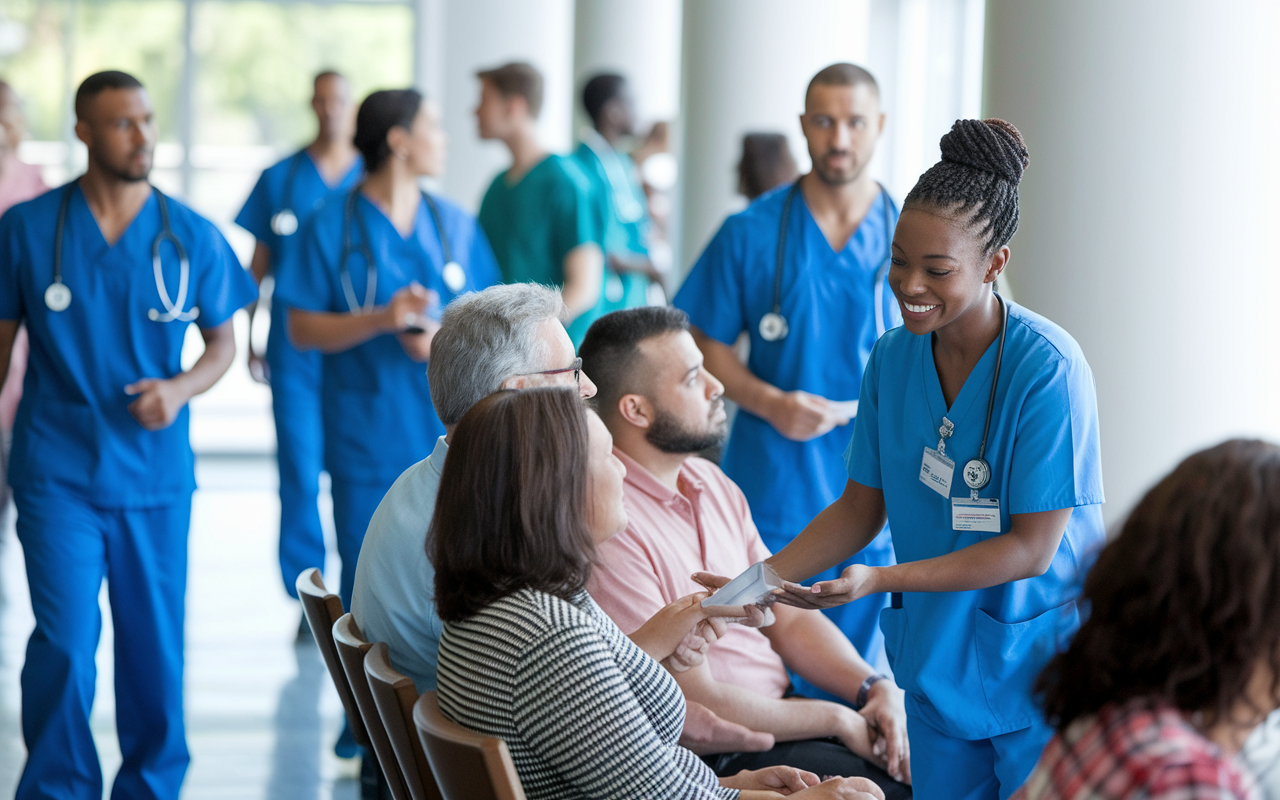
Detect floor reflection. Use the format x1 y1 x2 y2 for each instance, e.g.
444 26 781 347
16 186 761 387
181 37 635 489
0 457 358 800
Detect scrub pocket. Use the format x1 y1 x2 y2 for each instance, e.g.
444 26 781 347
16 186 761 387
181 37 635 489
974 601 1079 731
879 606 917 695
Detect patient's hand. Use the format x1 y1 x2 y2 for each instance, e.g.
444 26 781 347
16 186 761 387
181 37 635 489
691 572 777 627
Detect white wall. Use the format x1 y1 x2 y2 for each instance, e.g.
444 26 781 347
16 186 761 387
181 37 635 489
984 0 1280 523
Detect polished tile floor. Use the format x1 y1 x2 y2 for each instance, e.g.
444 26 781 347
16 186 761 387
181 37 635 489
0 456 361 800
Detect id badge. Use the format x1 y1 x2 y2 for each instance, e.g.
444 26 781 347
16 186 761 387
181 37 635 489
952 497 1001 532
920 447 954 497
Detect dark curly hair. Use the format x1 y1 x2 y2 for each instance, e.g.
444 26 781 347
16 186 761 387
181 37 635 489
903 118 1029 255
1037 439 1280 731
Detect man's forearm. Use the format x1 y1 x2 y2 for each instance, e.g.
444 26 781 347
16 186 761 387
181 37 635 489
561 242 604 320
289 308 392 353
0 319 19 395
170 320 237 402
764 607 874 704
675 665 851 742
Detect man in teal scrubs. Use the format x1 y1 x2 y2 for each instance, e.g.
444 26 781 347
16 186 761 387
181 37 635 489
572 73 659 313
474 62 605 345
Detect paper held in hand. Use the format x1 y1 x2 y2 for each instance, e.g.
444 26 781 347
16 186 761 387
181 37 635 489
701 562 784 607
829 399 859 421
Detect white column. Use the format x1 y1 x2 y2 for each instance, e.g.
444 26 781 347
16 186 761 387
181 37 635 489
983 0 1280 522
430 0 576 212
678 0 872 272
573 0 682 130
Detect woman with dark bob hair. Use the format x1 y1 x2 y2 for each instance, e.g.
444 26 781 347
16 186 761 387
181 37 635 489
430 387 886 800
1017 439 1280 798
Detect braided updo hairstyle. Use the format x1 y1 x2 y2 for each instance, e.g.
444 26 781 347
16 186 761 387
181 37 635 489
903 118 1030 256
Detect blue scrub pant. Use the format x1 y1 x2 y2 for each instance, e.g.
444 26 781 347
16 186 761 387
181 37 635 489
906 706 1051 800
762 530 893 703
270 358 327 600
14 489 191 800
329 478 389 612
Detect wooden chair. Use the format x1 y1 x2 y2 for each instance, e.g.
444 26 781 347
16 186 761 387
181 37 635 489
365 643 443 800
334 613 410 800
413 692 526 800
295 569 370 750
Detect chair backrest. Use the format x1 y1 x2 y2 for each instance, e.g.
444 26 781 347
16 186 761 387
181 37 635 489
365 643 443 800
412 692 526 800
295 569 369 750
333 613 410 800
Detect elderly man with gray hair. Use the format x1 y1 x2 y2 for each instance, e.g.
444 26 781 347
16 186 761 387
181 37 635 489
349 283 776 757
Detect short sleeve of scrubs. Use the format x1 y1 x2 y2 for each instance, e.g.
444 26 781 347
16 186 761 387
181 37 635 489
550 163 602 263
235 169 276 243
844 341 885 489
1007 349 1104 513
192 224 257 328
672 220 747 346
275 209 337 313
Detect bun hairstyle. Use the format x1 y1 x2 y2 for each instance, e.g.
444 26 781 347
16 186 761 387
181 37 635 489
904 118 1030 255
353 89 423 173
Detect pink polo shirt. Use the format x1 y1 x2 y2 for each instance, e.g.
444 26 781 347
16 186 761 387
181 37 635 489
588 449 792 704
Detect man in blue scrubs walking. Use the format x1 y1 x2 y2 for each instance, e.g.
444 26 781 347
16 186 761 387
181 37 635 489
675 64 899 696
0 71 256 800
235 71 362 622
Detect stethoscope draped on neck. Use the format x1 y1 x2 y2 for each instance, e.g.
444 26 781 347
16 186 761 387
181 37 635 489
269 151 305 237
338 188 466 318
758 179 895 343
45 178 198 323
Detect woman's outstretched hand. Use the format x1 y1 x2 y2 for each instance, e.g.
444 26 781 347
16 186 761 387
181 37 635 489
773 564 879 610
629 592 756 667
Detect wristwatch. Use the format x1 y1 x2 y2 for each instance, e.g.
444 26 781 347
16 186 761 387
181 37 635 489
854 674 888 710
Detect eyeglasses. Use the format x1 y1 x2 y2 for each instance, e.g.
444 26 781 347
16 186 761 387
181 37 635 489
531 357 582 387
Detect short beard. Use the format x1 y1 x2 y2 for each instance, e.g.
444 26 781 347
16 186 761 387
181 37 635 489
645 406 726 455
96 149 151 183
810 152 861 187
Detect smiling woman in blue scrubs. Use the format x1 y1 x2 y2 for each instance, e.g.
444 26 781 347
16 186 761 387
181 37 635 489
758 119 1105 799
0 71 256 800
235 71 363 610
275 89 499 615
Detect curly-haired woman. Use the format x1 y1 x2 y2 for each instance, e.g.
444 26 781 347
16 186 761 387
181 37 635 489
1018 439 1280 799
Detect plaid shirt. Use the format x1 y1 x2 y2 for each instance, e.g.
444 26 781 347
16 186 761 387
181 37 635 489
1015 698 1258 800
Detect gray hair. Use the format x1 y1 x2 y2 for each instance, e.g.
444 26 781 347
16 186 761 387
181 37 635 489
428 284 568 425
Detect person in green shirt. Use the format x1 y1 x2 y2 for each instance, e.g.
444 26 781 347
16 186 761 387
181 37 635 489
572 73 663 313
475 62 605 345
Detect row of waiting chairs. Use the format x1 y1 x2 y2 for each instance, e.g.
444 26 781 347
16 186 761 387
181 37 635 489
296 568 527 800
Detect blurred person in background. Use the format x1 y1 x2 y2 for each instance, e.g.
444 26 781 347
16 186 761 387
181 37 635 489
1018 439 1280 799
674 64 900 699
234 70 363 632
475 62 606 346
0 70 255 800
573 73 663 309
0 79 48 537
738 133 800 202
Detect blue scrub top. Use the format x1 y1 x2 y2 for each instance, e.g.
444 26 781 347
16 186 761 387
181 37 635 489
274 190 500 485
846 299 1105 740
234 149 363 369
674 184 901 545
0 183 257 507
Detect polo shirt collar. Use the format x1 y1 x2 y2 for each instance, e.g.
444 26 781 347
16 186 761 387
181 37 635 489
613 447 705 506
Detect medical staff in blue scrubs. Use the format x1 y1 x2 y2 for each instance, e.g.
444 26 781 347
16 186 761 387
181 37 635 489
761 119 1105 798
675 64 900 693
235 71 362 609
572 73 662 312
0 71 256 800
275 89 499 614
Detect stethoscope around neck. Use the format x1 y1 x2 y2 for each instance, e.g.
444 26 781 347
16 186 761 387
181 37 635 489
950 292 1010 494
758 179 895 343
269 152 304 237
339 188 466 322
45 178 198 322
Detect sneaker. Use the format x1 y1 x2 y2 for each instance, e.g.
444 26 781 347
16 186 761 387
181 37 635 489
334 716 359 759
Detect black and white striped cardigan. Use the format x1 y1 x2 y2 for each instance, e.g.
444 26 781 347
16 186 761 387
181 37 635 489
436 588 739 800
